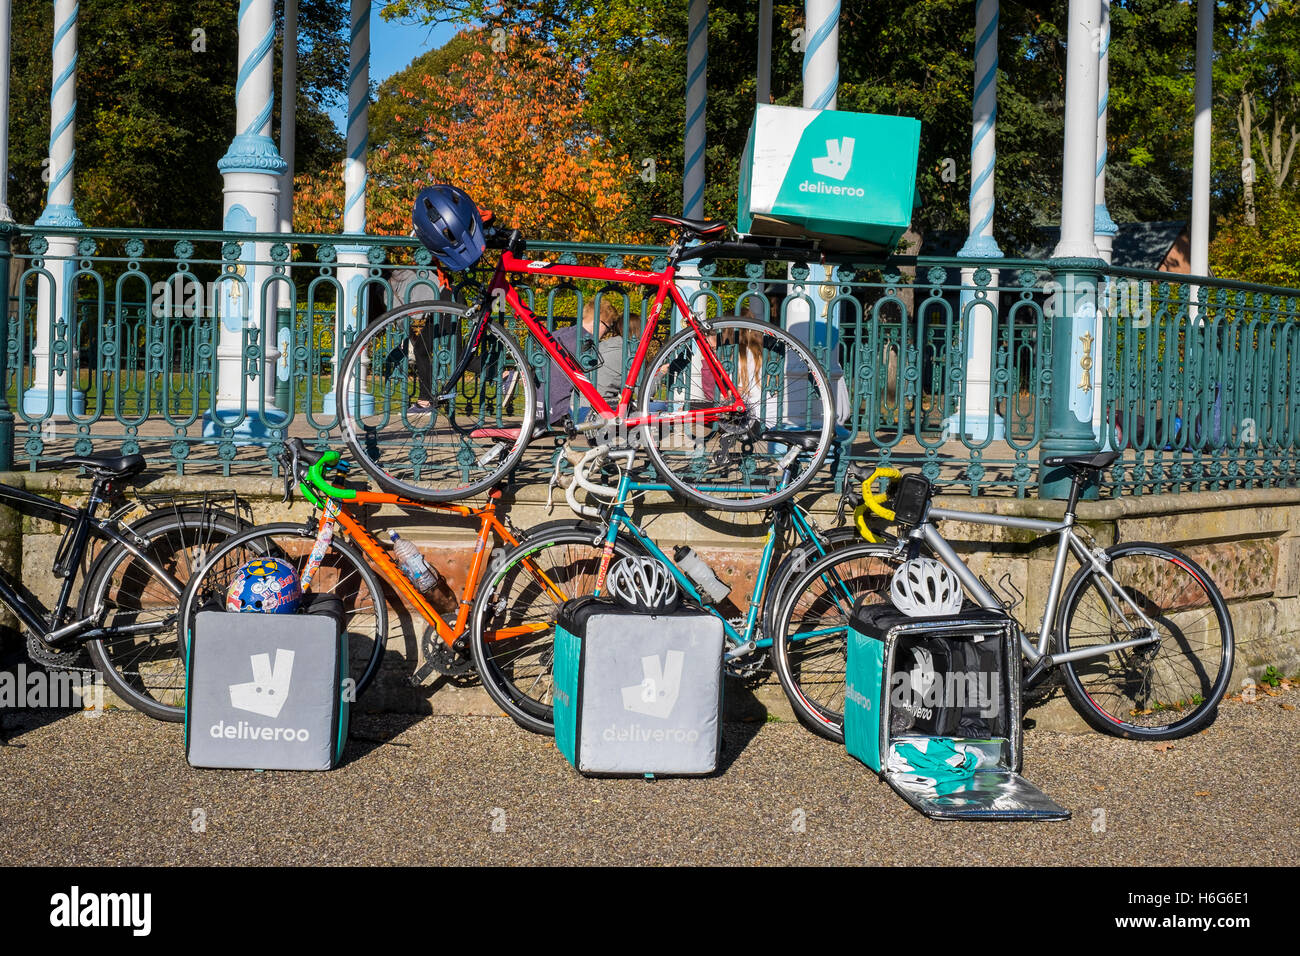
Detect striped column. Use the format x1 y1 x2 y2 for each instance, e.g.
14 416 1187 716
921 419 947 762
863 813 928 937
275 0 298 413
1041 0 1103 499
803 0 839 110
783 1 847 430
208 0 287 440
1189 0 1213 281
324 0 373 418
1092 0 1116 445
949 0 1004 443
682 0 707 219
27 0 85 417
1 0 15 222
1093 0 1117 262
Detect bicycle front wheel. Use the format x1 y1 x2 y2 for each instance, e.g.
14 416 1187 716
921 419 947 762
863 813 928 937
83 508 245 722
769 541 906 742
337 302 537 502
1057 542 1234 740
638 318 835 511
470 527 642 735
177 522 389 700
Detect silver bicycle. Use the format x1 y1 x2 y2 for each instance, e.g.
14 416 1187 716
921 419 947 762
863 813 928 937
772 450 1235 742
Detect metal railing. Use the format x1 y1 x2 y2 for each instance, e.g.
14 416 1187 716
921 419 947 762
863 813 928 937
2 219 1297 497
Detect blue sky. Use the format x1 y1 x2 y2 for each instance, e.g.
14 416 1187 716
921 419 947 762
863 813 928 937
325 11 460 133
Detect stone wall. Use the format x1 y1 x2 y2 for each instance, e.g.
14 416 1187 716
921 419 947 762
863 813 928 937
3 469 1296 733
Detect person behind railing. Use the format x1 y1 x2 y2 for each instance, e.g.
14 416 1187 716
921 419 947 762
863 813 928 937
541 298 631 426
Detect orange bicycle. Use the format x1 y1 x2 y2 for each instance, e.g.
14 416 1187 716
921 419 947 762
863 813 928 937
175 438 602 695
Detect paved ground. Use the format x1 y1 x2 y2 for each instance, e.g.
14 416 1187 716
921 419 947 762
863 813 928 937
1 683 1296 867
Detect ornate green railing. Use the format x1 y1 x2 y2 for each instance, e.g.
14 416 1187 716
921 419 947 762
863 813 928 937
1 220 1297 497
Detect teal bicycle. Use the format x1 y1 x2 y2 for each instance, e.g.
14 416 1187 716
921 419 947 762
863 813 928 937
469 435 874 734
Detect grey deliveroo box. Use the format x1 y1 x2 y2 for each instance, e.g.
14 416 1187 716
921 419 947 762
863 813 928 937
185 597 349 771
553 596 725 776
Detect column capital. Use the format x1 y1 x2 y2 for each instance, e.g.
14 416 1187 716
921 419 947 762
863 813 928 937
1094 203 1118 237
219 133 288 175
957 234 1003 258
34 203 82 228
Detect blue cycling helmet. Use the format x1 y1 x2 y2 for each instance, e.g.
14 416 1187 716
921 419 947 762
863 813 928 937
225 558 303 614
412 184 486 271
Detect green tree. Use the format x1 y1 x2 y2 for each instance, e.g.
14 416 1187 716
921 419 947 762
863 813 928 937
6 0 345 229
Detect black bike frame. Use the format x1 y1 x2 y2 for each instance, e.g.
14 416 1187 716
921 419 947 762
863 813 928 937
0 483 178 643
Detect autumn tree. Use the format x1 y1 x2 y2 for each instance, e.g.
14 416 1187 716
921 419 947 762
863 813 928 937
295 26 641 243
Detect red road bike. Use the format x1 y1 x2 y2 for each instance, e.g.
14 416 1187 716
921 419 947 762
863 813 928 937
333 216 837 511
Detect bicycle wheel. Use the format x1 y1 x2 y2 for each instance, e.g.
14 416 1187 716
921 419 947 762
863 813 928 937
336 302 537 502
770 541 906 742
82 508 245 722
637 317 835 511
177 522 389 701
1057 542 1233 740
470 526 642 735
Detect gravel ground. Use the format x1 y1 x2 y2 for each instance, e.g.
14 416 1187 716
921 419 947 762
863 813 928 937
1 686 1297 867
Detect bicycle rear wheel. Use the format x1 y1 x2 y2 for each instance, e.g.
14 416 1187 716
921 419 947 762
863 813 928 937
336 302 537 502
1057 542 1233 740
638 318 835 511
470 527 642 735
177 522 388 700
769 541 905 742
83 508 245 721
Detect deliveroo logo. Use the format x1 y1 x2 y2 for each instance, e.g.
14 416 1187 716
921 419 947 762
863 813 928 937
811 137 855 181
229 649 295 719
621 651 684 719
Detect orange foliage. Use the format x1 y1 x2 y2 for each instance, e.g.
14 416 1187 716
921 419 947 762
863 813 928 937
295 28 645 244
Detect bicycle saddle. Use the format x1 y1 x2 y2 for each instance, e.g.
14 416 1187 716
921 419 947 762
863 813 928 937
1041 450 1120 471
759 429 822 451
651 214 729 237
62 453 147 478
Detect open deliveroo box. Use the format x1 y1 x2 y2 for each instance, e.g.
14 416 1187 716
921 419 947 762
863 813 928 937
844 603 1070 821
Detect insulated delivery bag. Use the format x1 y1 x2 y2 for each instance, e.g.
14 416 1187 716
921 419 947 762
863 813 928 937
185 593 351 771
553 595 725 777
844 602 1069 821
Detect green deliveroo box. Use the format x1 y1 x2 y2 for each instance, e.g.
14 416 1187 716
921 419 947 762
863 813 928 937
736 104 921 252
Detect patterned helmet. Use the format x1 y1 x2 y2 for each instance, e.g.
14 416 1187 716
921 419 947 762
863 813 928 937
225 558 303 614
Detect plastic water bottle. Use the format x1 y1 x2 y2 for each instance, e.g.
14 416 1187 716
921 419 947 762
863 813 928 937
389 531 440 593
673 546 731 603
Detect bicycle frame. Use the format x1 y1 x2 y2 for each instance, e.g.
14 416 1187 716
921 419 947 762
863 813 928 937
481 249 745 428
0 483 181 641
590 468 836 659
911 505 1162 666
304 488 567 647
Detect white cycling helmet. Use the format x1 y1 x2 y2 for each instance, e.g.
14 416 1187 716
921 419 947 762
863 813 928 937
890 557 964 617
606 556 680 613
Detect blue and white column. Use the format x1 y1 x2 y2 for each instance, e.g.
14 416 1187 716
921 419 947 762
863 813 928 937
324 0 372 417
1093 0 1117 264
275 0 298 410
209 0 287 439
1 0 14 222
947 0 1003 442
783 0 847 428
1041 0 1103 497
27 0 85 417
1092 0 1117 443
1189 0 1213 288
675 0 708 346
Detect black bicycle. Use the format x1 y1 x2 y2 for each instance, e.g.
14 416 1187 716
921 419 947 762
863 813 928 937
0 453 246 720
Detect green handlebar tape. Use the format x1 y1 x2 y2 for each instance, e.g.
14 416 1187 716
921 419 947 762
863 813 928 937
301 450 357 501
